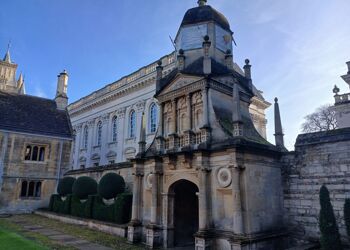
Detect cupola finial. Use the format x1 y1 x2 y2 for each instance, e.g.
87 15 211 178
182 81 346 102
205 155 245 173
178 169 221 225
197 0 207 7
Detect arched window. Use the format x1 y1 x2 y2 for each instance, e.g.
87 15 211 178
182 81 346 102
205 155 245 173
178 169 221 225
112 116 118 142
32 146 38 161
96 121 102 146
149 103 158 133
83 126 89 149
165 118 171 136
129 110 136 138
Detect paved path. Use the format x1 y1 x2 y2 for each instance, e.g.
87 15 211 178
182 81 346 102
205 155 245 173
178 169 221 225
11 218 113 250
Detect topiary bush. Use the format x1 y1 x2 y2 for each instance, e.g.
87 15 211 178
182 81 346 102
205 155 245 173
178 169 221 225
344 198 350 239
114 193 132 224
98 173 125 200
50 194 72 214
72 176 97 200
70 195 94 218
319 185 342 250
57 177 76 196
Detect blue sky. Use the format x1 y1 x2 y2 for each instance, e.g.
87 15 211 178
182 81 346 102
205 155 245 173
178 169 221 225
0 0 349 149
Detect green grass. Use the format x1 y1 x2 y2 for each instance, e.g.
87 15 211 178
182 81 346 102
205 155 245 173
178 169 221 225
0 227 47 250
0 214 143 250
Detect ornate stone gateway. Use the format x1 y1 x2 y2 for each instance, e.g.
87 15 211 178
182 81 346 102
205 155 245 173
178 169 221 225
170 180 199 247
127 1 285 249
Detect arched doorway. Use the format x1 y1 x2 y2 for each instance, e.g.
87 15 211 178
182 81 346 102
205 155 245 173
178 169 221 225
169 179 199 247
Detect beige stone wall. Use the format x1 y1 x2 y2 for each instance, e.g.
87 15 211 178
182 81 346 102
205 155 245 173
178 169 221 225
283 131 350 245
0 131 71 213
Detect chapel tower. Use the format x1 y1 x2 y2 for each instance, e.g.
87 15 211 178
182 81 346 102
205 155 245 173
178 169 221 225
0 45 25 94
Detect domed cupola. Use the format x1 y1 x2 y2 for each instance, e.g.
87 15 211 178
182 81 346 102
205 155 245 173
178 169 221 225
174 0 234 71
181 1 231 32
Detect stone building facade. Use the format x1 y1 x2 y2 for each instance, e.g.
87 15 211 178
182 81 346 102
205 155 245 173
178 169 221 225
0 55 72 213
125 2 285 249
67 16 270 170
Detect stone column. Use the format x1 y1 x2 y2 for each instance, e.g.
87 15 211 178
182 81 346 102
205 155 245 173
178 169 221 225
128 170 143 243
131 174 141 222
202 88 209 127
159 103 164 136
73 126 81 169
171 99 177 134
151 172 159 224
231 165 244 234
162 192 175 248
186 94 192 130
198 168 210 230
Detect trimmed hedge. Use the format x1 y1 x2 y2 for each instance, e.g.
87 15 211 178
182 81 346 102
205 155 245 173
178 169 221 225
72 176 97 199
344 198 350 239
57 177 76 196
319 185 342 250
114 193 132 224
70 195 94 218
98 173 125 199
92 193 132 224
49 194 72 214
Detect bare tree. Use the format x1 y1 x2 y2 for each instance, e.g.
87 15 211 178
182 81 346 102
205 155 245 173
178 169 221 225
301 104 337 133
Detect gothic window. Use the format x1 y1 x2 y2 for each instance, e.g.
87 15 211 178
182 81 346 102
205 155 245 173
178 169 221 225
20 180 41 198
83 126 89 149
149 103 158 133
129 110 136 138
96 121 102 146
112 116 118 142
24 145 46 161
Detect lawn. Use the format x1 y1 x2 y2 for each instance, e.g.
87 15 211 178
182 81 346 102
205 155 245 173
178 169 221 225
0 227 47 250
0 214 143 250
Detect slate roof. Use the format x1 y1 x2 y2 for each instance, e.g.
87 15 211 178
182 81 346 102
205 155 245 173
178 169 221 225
0 91 72 138
181 5 231 31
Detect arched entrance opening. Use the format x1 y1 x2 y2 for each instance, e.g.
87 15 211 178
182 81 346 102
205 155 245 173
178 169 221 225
169 179 199 247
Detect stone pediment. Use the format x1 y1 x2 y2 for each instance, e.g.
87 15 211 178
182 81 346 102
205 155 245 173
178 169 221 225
159 74 204 96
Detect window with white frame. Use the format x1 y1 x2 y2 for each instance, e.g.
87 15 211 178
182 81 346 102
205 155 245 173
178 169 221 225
129 110 136 138
96 121 102 146
112 116 118 142
149 103 158 133
83 126 89 149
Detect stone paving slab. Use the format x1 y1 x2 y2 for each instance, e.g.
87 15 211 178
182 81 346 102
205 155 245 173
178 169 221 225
12 218 115 250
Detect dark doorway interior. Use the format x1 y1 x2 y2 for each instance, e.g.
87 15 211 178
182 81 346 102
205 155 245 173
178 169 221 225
173 180 199 247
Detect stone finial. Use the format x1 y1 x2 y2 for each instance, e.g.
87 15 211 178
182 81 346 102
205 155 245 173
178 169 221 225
198 0 207 6
346 61 350 74
333 85 340 95
274 97 286 150
3 42 11 63
243 59 251 79
156 60 164 92
203 36 211 75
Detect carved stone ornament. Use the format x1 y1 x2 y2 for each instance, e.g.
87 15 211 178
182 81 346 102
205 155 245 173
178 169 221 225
217 167 232 188
146 173 153 189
